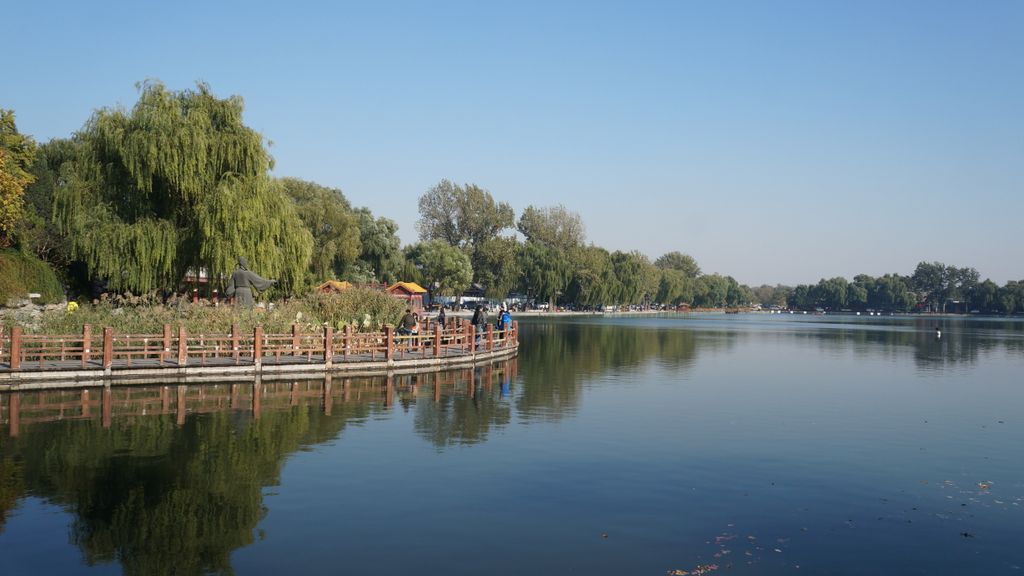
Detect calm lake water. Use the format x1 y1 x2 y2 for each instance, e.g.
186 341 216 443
1 314 1023 575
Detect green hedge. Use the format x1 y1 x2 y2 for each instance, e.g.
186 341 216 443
0 249 64 305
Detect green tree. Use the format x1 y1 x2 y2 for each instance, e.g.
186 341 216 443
353 207 403 283
751 284 791 307
279 177 361 282
912 261 950 312
817 276 849 310
847 274 873 310
52 81 312 294
788 284 814 310
968 279 999 313
950 266 980 306
566 245 615 307
610 250 653 305
405 240 473 297
518 240 571 309
657 269 694 305
517 204 585 251
693 274 729 308
19 139 77 271
416 179 514 276
999 280 1024 314
654 251 701 278
725 276 752 307
871 274 916 312
0 109 37 247
911 262 979 312
474 236 521 299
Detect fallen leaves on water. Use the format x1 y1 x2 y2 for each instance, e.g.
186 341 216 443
667 564 719 576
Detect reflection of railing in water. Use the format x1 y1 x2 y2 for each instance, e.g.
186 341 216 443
0 320 518 383
0 358 518 437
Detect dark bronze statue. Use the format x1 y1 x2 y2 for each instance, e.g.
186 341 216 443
225 257 276 308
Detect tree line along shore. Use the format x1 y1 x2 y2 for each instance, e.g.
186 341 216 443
2 82 1021 323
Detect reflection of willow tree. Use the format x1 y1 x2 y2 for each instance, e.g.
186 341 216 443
0 394 379 575
515 320 713 421
412 369 512 447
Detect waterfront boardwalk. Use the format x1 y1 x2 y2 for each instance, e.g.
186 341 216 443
0 360 519 436
0 321 518 390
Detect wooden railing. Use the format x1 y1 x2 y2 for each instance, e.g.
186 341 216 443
0 320 518 373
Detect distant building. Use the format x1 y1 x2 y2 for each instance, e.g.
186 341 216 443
316 280 354 293
387 282 428 310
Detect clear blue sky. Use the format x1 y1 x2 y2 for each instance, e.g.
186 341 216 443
5 0 1022 286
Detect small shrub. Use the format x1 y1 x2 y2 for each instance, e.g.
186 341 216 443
0 249 64 304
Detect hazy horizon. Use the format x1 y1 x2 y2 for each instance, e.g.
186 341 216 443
5 1 1021 286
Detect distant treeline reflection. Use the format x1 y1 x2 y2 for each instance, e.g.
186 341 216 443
773 316 1024 371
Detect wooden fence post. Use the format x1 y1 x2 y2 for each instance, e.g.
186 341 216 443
512 321 519 345
82 325 92 367
292 323 300 356
385 326 394 361
253 326 263 367
161 324 171 365
231 324 240 364
177 326 188 366
102 327 113 370
343 325 350 360
433 324 442 357
487 325 494 351
10 326 22 370
324 325 333 367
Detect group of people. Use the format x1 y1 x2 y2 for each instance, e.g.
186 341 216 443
471 304 513 340
396 304 512 343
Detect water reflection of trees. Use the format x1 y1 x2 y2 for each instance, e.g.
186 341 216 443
788 317 1024 371
0 364 521 573
514 320 723 421
0 379 382 575
411 367 513 447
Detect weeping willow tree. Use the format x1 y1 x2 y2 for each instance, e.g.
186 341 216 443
54 81 312 294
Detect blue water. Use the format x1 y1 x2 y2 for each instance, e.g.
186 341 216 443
1 314 1022 575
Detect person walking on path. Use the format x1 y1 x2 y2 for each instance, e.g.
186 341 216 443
437 306 446 329
471 305 486 343
225 257 276 308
